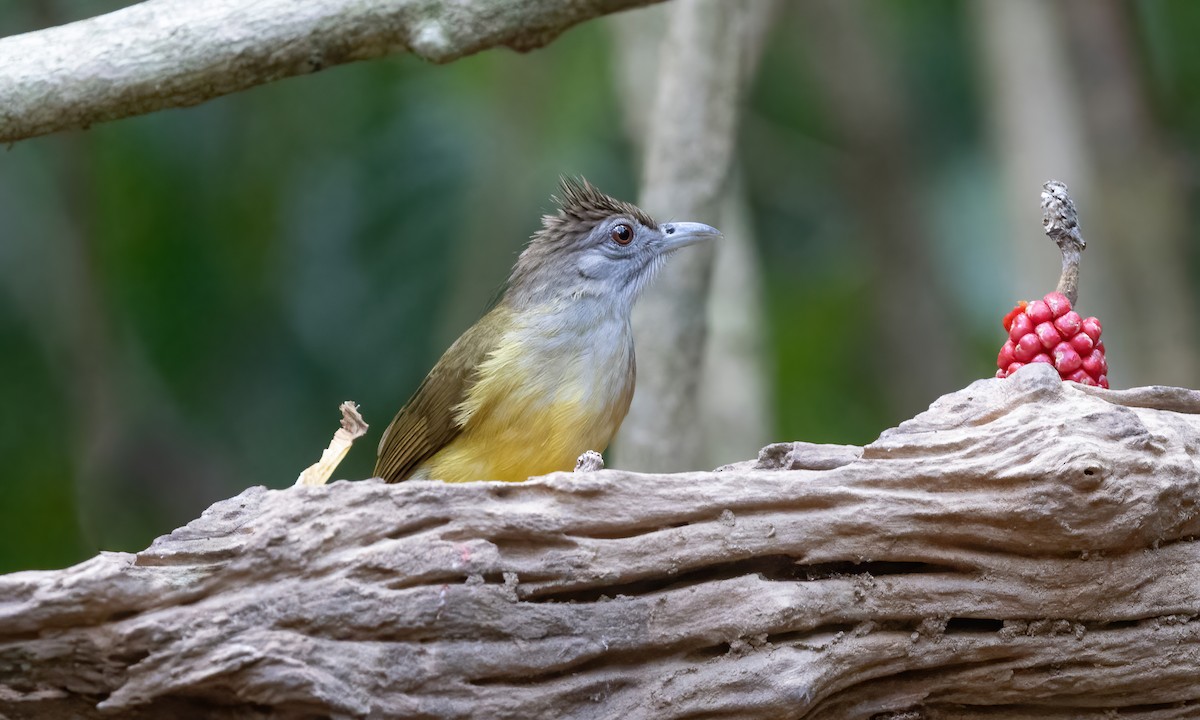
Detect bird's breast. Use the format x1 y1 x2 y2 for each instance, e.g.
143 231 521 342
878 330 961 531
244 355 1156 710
423 309 636 483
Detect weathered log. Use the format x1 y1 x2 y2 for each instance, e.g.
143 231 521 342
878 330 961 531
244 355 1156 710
2 364 1199 719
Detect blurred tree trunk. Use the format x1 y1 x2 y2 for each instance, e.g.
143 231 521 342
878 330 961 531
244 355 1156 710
699 6 777 469
794 0 967 420
1061 0 1197 386
970 0 1093 298
698 173 775 468
611 0 771 473
970 0 1194 388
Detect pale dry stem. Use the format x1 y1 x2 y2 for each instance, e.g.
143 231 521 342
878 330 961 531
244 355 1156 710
294 401 369 487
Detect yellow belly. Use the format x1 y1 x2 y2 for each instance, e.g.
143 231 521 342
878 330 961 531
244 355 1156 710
420 398 619 484
422 395 627 483
418 321 635 483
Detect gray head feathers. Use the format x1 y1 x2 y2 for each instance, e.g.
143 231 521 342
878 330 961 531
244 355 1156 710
504 178 656 302
498 178 717 313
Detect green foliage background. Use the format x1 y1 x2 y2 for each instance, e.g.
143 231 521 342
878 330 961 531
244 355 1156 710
1 0 1197 572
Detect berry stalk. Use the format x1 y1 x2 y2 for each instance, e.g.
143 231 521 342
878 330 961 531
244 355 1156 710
1040 180 1085 307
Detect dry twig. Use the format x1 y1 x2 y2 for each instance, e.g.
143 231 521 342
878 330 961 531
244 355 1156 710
294 401 368 487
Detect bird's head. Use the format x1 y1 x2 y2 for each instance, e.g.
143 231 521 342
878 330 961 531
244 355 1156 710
505 177 721 310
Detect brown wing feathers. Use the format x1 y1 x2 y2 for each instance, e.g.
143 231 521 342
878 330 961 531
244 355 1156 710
374 312 504 482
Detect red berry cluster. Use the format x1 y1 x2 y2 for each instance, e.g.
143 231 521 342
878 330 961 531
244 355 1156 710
997 291 1107 388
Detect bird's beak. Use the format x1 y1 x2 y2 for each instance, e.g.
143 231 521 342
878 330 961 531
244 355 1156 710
657 222 722 253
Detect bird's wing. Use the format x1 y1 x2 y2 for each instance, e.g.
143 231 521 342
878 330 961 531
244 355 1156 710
374 310 507 483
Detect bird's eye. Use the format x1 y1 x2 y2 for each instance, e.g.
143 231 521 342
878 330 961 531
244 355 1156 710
611 223 633 245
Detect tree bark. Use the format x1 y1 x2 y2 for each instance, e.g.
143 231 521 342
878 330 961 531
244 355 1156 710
3 365 1200 718
0 0 665 145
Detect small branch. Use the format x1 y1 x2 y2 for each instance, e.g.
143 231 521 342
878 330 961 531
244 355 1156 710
0 0 664 144
1041 179 1087 306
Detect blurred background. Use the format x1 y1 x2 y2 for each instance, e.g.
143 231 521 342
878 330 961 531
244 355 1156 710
1 0 1197 572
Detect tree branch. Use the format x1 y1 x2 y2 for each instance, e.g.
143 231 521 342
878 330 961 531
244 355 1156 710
3 365 1200 718
0 0 664 144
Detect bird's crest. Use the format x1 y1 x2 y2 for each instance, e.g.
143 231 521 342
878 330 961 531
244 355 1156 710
545 177 656 232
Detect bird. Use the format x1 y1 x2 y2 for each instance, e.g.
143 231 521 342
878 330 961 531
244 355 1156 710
374 177 720 484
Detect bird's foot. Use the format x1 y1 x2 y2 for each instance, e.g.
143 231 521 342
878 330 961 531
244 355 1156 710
574 450 604 473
